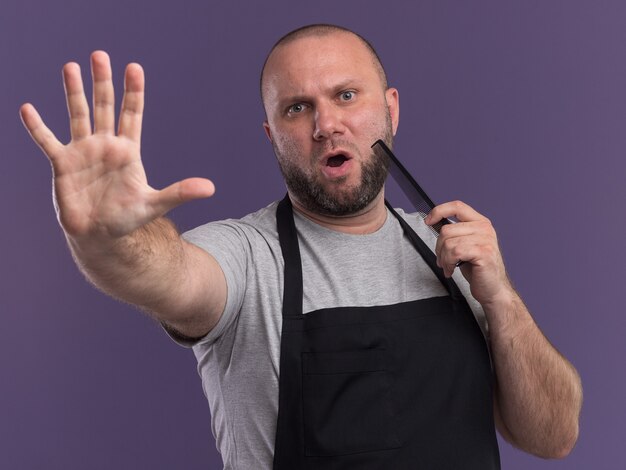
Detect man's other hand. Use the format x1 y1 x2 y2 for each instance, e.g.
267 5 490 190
20 51 215 244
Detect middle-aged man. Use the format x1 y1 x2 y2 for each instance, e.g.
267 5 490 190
21 24 582 469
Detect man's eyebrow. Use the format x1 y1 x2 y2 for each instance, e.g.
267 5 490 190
330 78 362 92
278 78 364 106
279 94 309 106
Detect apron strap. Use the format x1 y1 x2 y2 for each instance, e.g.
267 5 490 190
277 194 468 315
277 195 303 316
385 201 466 301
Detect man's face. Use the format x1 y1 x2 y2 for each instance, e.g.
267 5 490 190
262 32 399 216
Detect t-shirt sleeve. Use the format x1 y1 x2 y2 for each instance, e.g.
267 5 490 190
163 220 251 348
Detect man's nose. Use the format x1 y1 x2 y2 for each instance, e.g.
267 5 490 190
312 103 345 141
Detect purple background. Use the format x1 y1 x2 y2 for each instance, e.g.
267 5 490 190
1 1 624 468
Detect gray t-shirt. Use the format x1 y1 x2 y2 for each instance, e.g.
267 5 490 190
176 201 487 470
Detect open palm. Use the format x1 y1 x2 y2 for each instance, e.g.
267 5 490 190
20 51 214 241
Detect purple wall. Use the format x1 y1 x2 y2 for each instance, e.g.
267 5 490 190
1 1 623 468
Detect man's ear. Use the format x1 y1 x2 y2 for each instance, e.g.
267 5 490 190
385 88 400 136
263 121 273 143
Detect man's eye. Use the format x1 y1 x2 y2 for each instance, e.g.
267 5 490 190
340 91 355 101
288 103 305 114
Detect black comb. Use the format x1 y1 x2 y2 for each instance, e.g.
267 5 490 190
372 139 452 238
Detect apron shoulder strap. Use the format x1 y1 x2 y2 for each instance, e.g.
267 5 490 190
277 195 468 313
385 201 465 301
277 195 303 316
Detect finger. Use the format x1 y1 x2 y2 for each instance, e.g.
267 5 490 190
20 103 64 159
435 221 482 261
438 220 482 239
435 219 495 250
91 51 115 134
425 200 487 225
437 237 477 277
149 178 216 216
118 63 145 142
437 234 495 277
62 62 91 139
436 227 493 261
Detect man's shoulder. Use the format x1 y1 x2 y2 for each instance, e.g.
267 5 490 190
389 206 437 246
239 200 281 229
184 201 280 240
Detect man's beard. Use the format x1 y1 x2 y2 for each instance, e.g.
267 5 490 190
273 119 393 217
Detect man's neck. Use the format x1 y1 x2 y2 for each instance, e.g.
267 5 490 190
289 191 388 235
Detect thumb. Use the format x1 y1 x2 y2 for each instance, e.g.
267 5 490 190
150 177 216 216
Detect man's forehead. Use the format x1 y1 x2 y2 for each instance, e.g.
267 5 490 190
262 32 380 100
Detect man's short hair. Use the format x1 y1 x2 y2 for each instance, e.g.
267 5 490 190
260 24 388 107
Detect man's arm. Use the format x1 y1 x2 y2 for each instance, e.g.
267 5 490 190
485 288 581 458
67 217 226 338
20 51 225 337
426 201 582 459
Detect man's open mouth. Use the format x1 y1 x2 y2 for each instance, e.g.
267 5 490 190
326 154 349 167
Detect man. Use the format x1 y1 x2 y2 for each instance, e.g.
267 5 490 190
21 24 581 469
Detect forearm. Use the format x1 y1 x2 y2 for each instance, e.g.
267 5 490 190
425 201 582 457
485 290 582 458
67 218 196 319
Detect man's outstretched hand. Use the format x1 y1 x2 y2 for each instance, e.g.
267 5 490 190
20 51 215 243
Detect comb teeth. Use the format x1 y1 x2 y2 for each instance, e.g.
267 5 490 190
371 139 451 238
